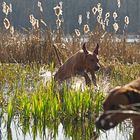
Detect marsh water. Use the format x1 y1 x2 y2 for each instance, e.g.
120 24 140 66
0 70 133 140
1 118 132 140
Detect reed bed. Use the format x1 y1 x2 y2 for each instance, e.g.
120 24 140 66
0 28 140 65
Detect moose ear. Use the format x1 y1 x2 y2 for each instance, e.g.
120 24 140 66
93 43 99 55
82 43 88 55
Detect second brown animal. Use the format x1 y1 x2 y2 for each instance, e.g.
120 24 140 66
96 77 140 140
54 43 100 86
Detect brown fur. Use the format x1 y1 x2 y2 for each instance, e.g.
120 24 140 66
96 77 140 140
54 43 100 86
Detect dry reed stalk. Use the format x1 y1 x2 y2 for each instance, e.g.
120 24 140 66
0 28 139 65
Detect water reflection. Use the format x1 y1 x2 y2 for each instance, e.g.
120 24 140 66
0 118 1 140
5 118 98 140
98 121 133 140
61 119 98 140
7 128 12 140
1 118 131 140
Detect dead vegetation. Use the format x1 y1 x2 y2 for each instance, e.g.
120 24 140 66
0 27 139 66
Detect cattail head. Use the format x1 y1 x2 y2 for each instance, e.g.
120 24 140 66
97 3 101 9
38 1 43 12
78 15 82 25
29 14 39 29
59 1 63 9
113 22 119 32
86 11 90 19
9 4 12 13
113 12 118 21
124 16 129 25
97 3 102 16
92 7 97 15
105 12 110 19
54 5 62 17
75 29 81 37
117 0 121 8
56 18 62 28
2 2 12 16
29 14 35 26
83 24 90 33
98 7 103 16
97 15 103 24
10 26 14 35
3 18 10 29
105 19 109 26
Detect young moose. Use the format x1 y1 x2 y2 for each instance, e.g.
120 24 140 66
54 43 100 86
96 77 140 140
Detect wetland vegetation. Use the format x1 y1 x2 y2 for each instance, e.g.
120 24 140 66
0 1 140 140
